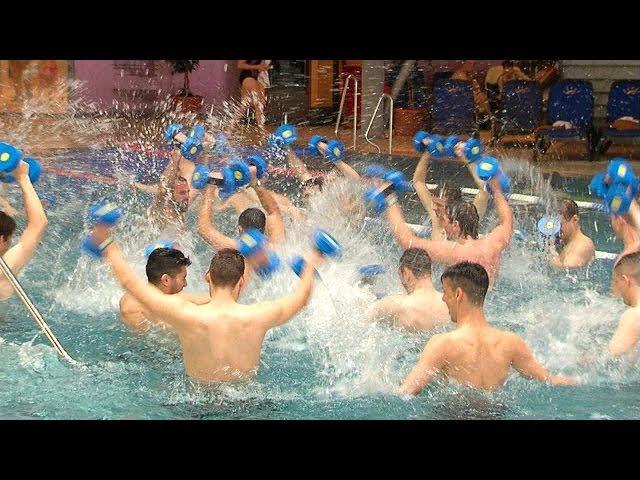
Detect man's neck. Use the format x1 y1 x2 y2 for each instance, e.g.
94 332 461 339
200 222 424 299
455 305 487 328
210 287 237 304
411 278 437 295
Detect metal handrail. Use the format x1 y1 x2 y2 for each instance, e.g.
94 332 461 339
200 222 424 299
0 256 75 363
364 93 393 154
334 74 358 149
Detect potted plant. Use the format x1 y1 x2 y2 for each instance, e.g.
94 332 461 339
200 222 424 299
166 60 203 112
388 61 428 135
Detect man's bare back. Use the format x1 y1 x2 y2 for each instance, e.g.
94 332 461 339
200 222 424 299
374 289 449 332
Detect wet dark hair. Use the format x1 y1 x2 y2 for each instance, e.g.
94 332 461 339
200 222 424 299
502 60 514 69
0 211 17 241
559 198 579 220
400 248 432 278
209 248 245 287
433 181 462 205
238 207 266 233
441 261 489 306
146 248 192 285
445 201 479 239
614 250 640 282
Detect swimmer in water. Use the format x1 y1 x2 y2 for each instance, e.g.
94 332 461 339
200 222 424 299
90 222 324 384
0 160 48 301
399 262 576 394
608 251 640 357
119 247 210 332
413 146 489 241
370 248 450 332
197 172 286 250
546 198 595 269
385 176 513 286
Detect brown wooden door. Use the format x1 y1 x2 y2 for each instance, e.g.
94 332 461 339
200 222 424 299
308 60 334 108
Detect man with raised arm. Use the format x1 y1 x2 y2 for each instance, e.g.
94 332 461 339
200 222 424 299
0 160 48 300
87 224 324 384
412 146 489 241
385 176 513 285
198 172 286 251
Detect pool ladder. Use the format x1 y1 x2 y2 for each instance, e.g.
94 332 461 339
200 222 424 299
364 93 394 154
0 257 75 363
334 74 358 150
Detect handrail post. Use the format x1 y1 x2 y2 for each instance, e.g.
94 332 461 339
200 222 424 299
334 74 358 150
364 93 394 154
0 257 75 363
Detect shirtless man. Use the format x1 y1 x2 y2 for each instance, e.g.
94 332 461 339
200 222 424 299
88 223 323 384
413 147 489 241
0 160 48 301
399 262 576 394
370 248 450 332
547 198 595 269
611 199 640 266
385 176 513 285
609 251 640 357
144 149 191 232
197 174 286 251
214 184 304 222
119 247 209 331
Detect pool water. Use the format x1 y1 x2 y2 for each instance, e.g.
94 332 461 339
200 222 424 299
0 148 637 419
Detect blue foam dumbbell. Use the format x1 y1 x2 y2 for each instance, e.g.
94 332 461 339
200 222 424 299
144 239 176 257
289 229 343 277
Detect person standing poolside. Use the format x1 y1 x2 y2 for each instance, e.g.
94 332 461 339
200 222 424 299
0 160 48 301
88 222 323 384
608 251 640 357
399 262 576 394
370 248 450 332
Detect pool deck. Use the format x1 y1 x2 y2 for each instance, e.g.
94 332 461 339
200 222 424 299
2 114 640 179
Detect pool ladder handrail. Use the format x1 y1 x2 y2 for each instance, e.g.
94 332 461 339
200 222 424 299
334 74 358 150
0 256 75 363
364 93 393 154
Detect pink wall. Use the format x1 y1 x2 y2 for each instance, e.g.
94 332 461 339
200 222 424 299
72 60 239 113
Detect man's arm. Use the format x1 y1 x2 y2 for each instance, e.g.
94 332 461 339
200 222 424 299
252 181 286 244
286 150 313 182
510 334 576 385
333 160 361 181
452 143 489 218
197 185 238 250
253 250 323 330
385 202 457 263
399 334 449 395
412 152 445 240
102 239 198 331
609 309 640 357
0 195 21 217
1 161 48 278
483 178 513 251
149 150 182 214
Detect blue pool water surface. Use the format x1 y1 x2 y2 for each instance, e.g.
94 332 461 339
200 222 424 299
0 147 637 419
